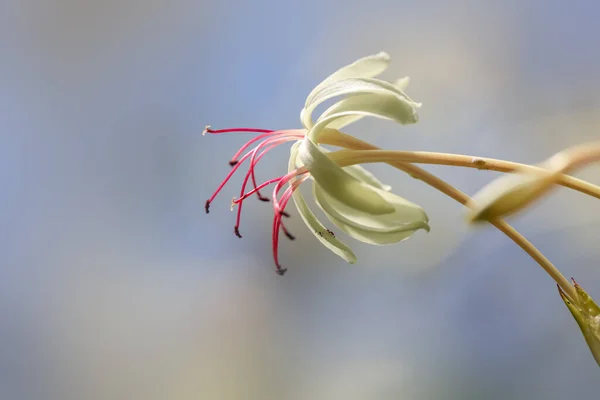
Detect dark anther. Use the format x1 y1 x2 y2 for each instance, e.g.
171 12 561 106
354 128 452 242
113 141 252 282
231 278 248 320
284 231 296 240
326 229 335 237
279 210 290 218
234 226 242 238
229 160 239 166
205 200 210 214
276 267 288 276
258 196 270 202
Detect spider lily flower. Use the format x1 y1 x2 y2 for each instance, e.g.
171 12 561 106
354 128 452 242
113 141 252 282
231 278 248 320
204 52 428 275
558 279 600 366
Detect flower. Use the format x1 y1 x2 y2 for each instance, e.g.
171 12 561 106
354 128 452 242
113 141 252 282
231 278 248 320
204 52 429 275
558 279 600 366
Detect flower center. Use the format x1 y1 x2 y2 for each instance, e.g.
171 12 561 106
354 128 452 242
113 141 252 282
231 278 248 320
203 126 308 275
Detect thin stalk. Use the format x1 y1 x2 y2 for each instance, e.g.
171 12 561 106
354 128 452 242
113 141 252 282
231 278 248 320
322 133 577 298
320 130 600 201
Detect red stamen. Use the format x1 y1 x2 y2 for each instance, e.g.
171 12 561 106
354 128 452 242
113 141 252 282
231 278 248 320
243 135 299 202
207 133 296 209
204 125 311 272
237 132 304 199
234 176 285 204
230 131 281 163
272 167 308 213
271 175 307 274
206 150 255 207
234 138 292 237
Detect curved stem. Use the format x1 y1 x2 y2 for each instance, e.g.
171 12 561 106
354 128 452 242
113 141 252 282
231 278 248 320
321 133 577 298
320 130 600 201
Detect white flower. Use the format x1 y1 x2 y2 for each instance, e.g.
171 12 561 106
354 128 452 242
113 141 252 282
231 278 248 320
204 52 428 274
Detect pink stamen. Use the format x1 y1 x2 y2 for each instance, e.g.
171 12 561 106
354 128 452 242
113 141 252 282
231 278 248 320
244 133 303 201
205 150 256 211
204 125 310 275
248 133 304 200
234 176 285 203
231 131 279 163
272 167 308 213
271 176 308 273
234 136 300 237
230 134 303 205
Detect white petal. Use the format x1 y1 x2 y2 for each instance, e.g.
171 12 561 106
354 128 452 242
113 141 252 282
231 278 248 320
320 114 362 130
302 77 419 130
310 77 420 113
393 76 411 90
343 164 392 192
323 76 415 130
309 91 420 141
305 52 391 110
291 189 358 263
298 138 395 215
319 210 417 245
288 142 357 263
299 145 392 191
313 180 429 240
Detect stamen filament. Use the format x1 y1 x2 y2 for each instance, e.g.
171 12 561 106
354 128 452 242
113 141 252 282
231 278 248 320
206 150 256 208
271 177 307 274
204 127 274 135
231 130 304 164
234 136 301 236
272 167 308 214
244 133 304 200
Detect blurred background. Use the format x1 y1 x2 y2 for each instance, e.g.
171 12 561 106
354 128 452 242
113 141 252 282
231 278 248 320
1 0 600 398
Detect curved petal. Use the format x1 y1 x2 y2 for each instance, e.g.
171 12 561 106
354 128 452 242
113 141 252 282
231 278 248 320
304 52 391 110
302 77 419 130
313 180 429 245
323 76 415 131
298 138 395 215
288 142 357 263
319 211 418 245
307 81 421 142
309 91 420 141
343 164 392 192
393 76 411 90
296 145 392 191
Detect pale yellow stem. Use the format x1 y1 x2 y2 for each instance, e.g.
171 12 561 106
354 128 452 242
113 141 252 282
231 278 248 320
319 132 577 298
320 130 600 201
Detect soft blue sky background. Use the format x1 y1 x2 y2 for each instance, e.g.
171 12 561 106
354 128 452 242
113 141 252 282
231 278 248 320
1 0 600 399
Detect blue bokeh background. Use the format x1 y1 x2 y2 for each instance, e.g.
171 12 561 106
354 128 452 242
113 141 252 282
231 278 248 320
1 0 600 398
